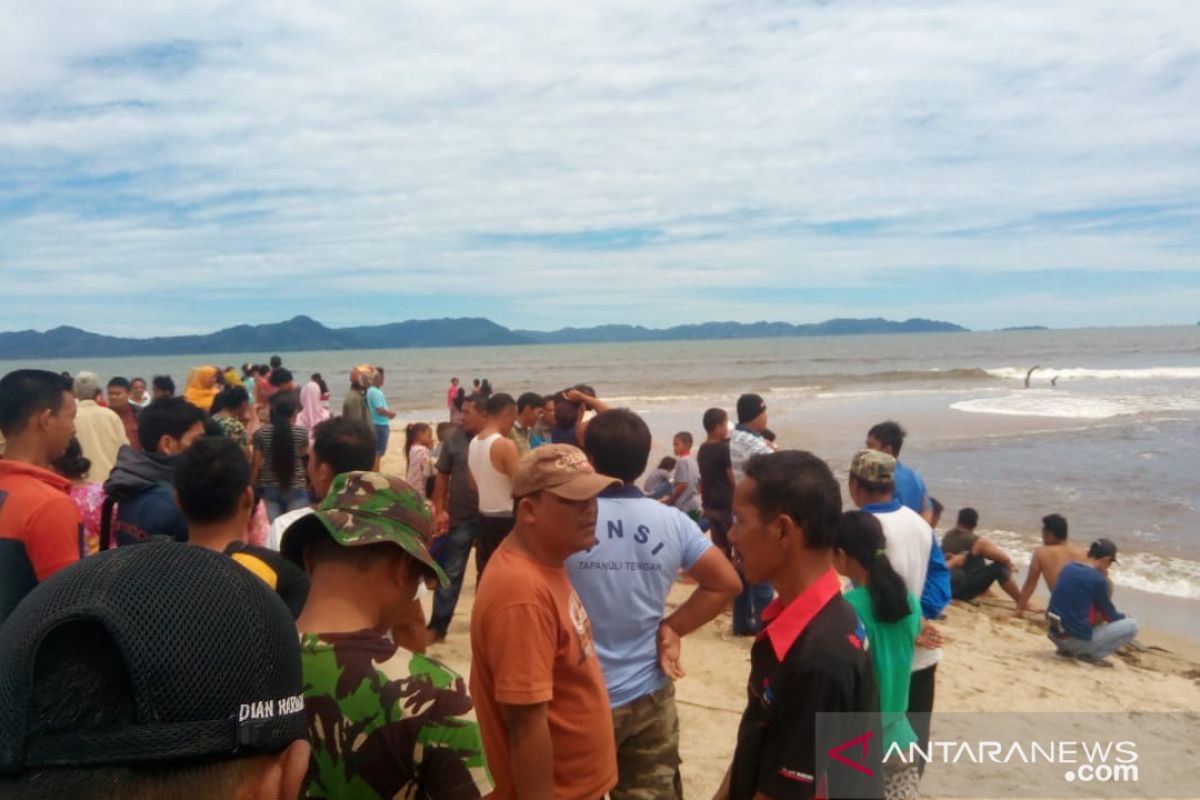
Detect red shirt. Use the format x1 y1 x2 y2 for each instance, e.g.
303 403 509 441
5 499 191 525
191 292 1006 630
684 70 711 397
114 404 141 450
0 460 84 581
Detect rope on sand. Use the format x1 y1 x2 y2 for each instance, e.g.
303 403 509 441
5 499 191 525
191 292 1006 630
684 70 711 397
675 698 743 715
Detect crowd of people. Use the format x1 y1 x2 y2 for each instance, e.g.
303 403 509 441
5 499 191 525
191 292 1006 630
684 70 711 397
0 362 1140 800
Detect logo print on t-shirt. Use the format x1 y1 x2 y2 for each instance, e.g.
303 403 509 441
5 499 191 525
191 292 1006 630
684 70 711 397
567 590 597 664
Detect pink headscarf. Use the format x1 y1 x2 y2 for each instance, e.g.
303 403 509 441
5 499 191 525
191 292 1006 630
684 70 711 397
296 380 329 443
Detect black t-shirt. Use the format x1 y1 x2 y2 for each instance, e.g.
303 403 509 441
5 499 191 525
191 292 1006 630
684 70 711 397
224 541 311 618
697 440 733 513
730 570 883 800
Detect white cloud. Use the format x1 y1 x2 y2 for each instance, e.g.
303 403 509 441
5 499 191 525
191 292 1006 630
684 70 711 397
0 0 1198 334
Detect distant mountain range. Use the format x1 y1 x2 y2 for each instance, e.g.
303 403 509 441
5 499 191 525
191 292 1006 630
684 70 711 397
0 315 968 360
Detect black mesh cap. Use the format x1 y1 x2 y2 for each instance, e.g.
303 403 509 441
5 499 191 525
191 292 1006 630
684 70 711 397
0 542 306 774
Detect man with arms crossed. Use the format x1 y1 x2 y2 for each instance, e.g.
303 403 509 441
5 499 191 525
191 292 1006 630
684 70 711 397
569 409 740 799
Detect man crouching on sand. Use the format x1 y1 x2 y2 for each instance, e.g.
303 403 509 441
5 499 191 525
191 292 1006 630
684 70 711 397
714 451 883 800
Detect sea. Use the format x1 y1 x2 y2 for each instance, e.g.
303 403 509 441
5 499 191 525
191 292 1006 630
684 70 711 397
4 325 1198 639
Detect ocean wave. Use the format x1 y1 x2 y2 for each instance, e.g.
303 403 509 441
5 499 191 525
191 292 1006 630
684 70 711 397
986 366 1200 383
950 391 1200 420
983 529 1200 601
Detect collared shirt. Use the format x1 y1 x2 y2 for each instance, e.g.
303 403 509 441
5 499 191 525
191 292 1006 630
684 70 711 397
74 399 129 483
730 569 882 800
565 484 711 707
1048 562 1124 641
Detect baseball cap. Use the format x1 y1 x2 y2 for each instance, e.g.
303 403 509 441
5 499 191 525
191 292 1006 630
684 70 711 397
737 393 767 424
280 471 449 586
849 448 896 484
73 371 100 401
511 444 620 500
0 543 305 773
1087 538 1119 562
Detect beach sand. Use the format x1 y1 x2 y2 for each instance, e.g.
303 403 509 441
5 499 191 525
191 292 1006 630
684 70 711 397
414 567 1200 798
380 421 1200 796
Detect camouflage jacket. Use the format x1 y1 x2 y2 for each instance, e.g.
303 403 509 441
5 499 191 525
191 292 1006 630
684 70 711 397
300 630 493 799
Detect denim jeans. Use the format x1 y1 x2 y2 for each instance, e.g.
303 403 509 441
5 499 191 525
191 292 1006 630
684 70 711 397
732 571 774 635
374 424 391 457
1051 618 1138 660
260 485 310 523
428 520 478 637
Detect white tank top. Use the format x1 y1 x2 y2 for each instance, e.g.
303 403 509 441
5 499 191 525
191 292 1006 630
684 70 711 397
468 432 513 516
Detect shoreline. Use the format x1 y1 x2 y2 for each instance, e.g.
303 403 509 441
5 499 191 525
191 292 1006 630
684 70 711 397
417 568 1200 797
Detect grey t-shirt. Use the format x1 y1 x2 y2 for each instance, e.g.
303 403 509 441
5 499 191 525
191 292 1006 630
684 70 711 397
671 454 701 515
436 427 479 525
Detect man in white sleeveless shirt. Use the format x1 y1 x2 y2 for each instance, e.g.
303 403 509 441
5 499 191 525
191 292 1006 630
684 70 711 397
469 392 520 578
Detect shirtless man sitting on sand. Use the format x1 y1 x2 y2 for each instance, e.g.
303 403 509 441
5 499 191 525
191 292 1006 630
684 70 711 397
1015 513 1085 617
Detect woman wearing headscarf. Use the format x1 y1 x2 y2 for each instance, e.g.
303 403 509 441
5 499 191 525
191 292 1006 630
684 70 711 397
342 364 373 425
183 366 220 412
296 376 329 445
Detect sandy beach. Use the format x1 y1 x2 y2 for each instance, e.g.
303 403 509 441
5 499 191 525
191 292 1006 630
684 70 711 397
412 566 1200 797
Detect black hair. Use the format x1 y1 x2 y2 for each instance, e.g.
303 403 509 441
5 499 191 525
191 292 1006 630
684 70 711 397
957 507 979 529
311 417 376 476
485 392 515 416
930 496 944 518
256 364 271 377
658 456 677 471
269 355 282 369
1042 513 1068 540
452 387 466 410
50 437 91 482
405 422 431 458
702 407 728 434
310 373 329 396
131 377 146 387
0 369 72 437
137 397 206 453
209 385 249 417
743 450 842 549
267 392 300 489
517 392 542 413
674 431 693 448
106 377 131 391
151 375 175 395
0 622 252 800
868 420 906 456
175 437 250 524
461 392 484 412
836 511 913 624
268 368 293 388
582 409 651 483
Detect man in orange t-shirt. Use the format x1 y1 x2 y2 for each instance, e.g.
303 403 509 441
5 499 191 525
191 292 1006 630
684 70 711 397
470 444 621 800
0 370 84 591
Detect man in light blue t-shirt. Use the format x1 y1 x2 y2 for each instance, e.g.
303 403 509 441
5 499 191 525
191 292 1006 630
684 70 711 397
567 409 740 799
365 368 396 457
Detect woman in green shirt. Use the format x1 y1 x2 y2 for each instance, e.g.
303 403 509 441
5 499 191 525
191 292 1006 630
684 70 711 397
835 510 923 800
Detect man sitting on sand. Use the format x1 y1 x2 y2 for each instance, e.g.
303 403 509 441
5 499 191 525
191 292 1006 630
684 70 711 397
1016 513 1084 616
1046 538 1137 665
942 507 1023 608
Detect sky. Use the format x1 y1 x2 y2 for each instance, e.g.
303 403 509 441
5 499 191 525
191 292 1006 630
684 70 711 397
1 0 1198 336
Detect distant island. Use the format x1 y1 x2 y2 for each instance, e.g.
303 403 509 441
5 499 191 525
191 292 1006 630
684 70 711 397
0 316 968 360
1000 326 1049 331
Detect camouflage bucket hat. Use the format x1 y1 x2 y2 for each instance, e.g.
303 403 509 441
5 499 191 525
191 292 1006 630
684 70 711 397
849 448 896 484
310 471 447 586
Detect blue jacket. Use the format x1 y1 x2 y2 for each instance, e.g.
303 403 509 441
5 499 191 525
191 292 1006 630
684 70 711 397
101 446 188 548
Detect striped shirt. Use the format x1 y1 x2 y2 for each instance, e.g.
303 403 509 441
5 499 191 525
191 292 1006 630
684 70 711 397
253 424 309 487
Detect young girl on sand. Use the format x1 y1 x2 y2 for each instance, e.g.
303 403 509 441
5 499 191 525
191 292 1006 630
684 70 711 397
834 510 923 800
404 422 434 500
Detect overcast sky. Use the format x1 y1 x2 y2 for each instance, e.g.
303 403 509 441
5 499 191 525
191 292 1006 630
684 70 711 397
2 0 1198 335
